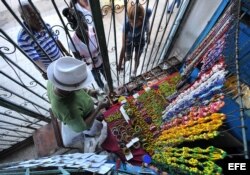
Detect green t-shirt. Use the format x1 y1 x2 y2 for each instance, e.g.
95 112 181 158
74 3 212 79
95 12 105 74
47 81 94 132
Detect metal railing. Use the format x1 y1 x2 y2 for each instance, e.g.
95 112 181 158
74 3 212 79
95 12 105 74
0 0 187 154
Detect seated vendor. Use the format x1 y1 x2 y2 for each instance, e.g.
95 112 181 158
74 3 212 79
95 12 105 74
47 56 109 148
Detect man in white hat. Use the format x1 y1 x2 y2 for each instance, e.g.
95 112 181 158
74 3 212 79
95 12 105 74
47 56 109 148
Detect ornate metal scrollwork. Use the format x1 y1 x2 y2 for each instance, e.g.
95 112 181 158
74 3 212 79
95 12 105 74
42 92 49 100
101 1 126 16
51 25 64 36
128 0 147 6
0 35 16 55
102 5 112 16
114 4 125 14
0 88 12 98
4 110 13 116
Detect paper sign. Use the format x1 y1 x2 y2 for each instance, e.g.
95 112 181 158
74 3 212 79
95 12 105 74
125 151 133 161
120 105 130 123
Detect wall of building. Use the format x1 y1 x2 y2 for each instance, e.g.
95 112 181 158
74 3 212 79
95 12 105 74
168 0 223 61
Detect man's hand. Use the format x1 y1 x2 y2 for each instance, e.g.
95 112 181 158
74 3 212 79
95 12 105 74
98 98 110 109
88 89 99 97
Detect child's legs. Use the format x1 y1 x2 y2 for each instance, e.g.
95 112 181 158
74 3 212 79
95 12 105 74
125 43 133 61
91 68 104 89
133 43 145 74
134 51 142 74
118 43 133 70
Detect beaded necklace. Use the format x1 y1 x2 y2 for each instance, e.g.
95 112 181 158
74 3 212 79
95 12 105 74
153 146 226 175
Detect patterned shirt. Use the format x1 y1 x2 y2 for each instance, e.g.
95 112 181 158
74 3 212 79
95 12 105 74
17 23 61 69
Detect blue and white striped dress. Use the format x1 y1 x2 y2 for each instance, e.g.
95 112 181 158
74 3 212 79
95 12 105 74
17 23 61 69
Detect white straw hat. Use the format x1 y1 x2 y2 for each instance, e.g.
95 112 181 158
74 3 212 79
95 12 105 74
47 56 93 91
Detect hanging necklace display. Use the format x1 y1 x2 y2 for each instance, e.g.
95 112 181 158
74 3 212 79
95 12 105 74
153 146 227 175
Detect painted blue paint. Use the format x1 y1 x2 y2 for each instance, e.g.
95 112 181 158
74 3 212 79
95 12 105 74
185 0 230 59
220 97 250 144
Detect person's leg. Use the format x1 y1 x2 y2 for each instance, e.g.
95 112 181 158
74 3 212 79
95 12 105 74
167 0 177 13
132 43 144 77
176 0 181 8
118 43 132 71
133 51 142 77
91 68 104 89
98 64 106 81
118 56 124 71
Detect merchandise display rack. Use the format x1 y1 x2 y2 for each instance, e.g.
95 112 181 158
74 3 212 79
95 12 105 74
1 0 249 175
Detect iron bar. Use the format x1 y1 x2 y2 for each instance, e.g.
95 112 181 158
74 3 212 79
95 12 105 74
111 0 119 86
89 0 113 92
159 0 190 65
146 0 169 72
1 0 53 66
153 0 175 67
0 112 43 127
0 136 33 160
140 0 159 74
0 120 36 130
0 86 49 113
0 97 50 123
128 0 139 80
28 0 66 56
51 0 78 56
234 0 249 159
0 143 12 146
0 133 26 139
136 0 150 75
0 138 19 143
122 0 127 85
0 126 32 135
156 0 186 66
220 125 245 134
0 71 49 103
